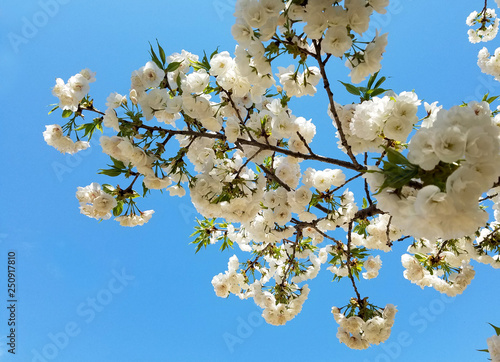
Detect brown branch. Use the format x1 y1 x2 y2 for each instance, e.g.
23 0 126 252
346 221 362 302
134 124 362 171
354 204 383 220
312 39 361 170
258 163 291 192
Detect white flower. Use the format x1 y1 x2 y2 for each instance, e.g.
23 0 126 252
369 0 389 14
414 185 454 217
76 183 116 220
93 194 117 214
68 73 90 99
43 124 90 154
487 335 500 362
143 176 171 190
346 1 373 35
168 184 186 197
79 68 96 82
322 26 352 57
231 21 254 45
106 92 126 108
209 51 235 77
340 316 365 334
141 61 165 89
182 69 210 94
103 109 120 132
432 126 466 163
383 115 413 142
115 210 154 227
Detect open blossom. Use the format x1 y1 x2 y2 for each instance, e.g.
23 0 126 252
43 124 89 154
478 47 500 81
467 9 499 43
332 304 397 349
52 69 95 111
115 210 154 227
346 33 388 84
362 255 382 279
488 335 500 362
322 26 352 57
103 109 120 132
106 92 127 108
76 183 116 220
131 61 165 92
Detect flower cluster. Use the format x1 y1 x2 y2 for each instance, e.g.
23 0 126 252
351 214 403 252
466 8 499 43
75 183 116 220
362 255 382 279
43 124 89 154
52 69 95 111
255 283 310 326
211 254 311 325
330 91 420 155
332 303 397 350
366 102 500 241
211 255 248 298
232 0 389 85
478 46 500 81
41 0 500 354
115 210 154 227
401 252 475 297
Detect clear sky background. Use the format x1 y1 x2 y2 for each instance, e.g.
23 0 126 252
1 1 500 361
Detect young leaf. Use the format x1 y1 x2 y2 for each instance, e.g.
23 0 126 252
367 71 379 89
369 88 388 98
62 110 73 118
166 61 182 73
149 42 163 69
113 201 124 216
386 148 411 165
339 81 361 96
489 323 500 336
374 76 387 89
48 105 59 115
156 39 166 65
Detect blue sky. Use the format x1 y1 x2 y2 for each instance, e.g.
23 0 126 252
1 0 499 361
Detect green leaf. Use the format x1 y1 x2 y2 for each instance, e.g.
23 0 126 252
48 105 59 115
369 88 388 98
166 61 182 72
111 157 126 169
219 235 234 251
156 39 166 65
489 323 500 336
367 71 379 89
149 42 163 70
98 168 123 177
386 148 411 165
209 47 219 60
142 182 149 197
62 110 73 118
374 76 387 89
339 81 361 96
379 167 419 190
486 95 500 104
102 184 115 194
113 200 124 216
